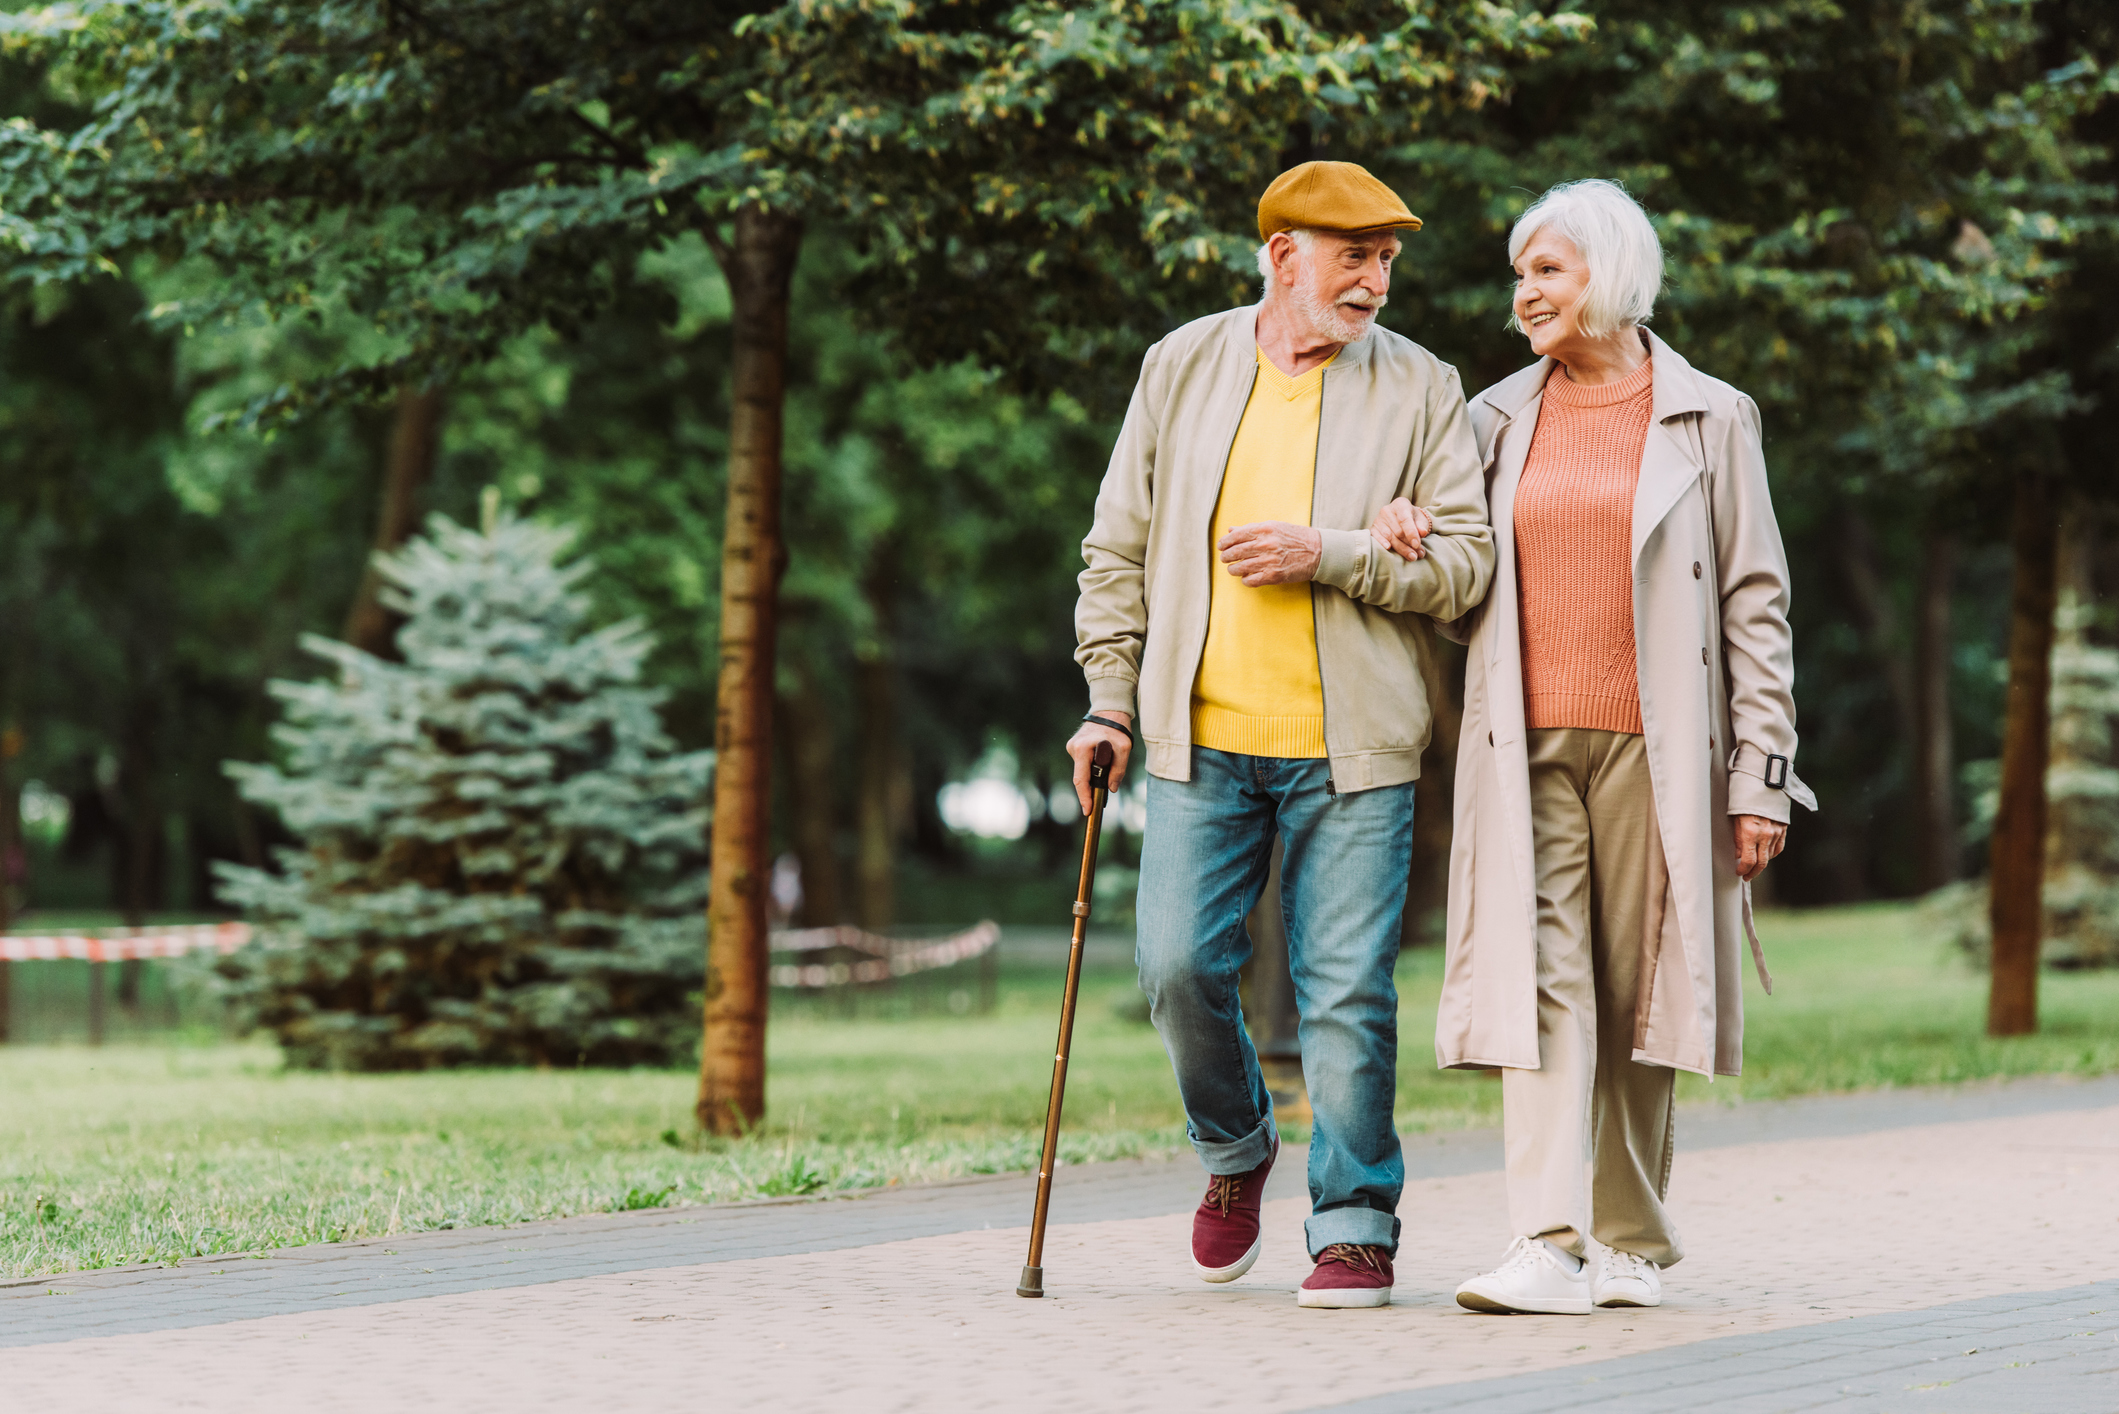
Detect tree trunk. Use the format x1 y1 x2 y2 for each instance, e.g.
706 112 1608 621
778 663 843 927
2045 503 2099 877
853 659 898 930
0 722 17 934
697 207 803 1135
114 697 168 1012
114 697 165 931
0 724 16 1044
1838 511 1920 752
909 757 952 864
342 386 446 657
1988 473 2060 1037
854 549 900 931
231 788 265 869
1911 533 1959 892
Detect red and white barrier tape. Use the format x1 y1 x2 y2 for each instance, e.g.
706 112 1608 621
768 920 999 989
0 922 253 963
0 919 1000 983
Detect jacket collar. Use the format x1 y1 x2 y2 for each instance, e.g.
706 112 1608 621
1643 329 1711 423
1224 302 1378 372
1632 330 1713 563
1481 327 1711 424
1478 357 1552 419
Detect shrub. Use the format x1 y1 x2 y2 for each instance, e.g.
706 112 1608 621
215 509 712 1069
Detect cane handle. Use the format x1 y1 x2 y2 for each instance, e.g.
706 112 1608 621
1089 739 1114 791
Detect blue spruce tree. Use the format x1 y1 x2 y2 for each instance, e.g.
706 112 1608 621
216 507 712 1069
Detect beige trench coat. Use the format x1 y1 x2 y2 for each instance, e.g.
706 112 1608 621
1433 332 1816 1079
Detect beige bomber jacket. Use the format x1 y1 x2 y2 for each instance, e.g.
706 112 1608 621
1075 305 1496 793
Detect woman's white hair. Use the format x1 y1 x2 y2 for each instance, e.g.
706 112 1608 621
1507 179 1664 339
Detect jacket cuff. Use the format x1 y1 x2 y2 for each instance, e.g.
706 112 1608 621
1086 675 1137 718
1726 771 1792 823
1727 741 1817 814
1312 527 1372 593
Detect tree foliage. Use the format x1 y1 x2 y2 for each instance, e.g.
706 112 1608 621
3 1 2118 1048
0 0 1586 405
1370 0 2119 899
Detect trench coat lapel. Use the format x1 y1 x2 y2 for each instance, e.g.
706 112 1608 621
1477 369 1547 941
1473 357 1550 662
1484 400 1533 670
1631 331 1713 564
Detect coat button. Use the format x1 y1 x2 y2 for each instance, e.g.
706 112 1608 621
1488 731 1495 745
1693 561 1702 579
1701 647 1710 664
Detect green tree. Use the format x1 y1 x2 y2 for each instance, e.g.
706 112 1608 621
217 510 713 1070
0 258 388 935
1371 0 2117 1026
414 233 1120 930
0 0 1584 1128
770 246 1117 927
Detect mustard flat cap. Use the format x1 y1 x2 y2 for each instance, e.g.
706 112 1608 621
1257 161 1421 240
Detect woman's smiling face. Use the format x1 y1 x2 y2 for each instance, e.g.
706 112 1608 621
1511 227 1594 361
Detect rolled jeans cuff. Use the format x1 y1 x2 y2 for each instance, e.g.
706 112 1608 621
1191 1108 1276 1176
1305 1204 1400 1257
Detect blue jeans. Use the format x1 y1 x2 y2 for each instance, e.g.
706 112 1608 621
1135 747 1415 1255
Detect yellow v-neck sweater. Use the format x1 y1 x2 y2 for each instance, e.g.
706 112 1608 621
1189 348 1331 759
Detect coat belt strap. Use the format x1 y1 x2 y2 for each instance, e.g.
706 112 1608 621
1741 880 1774 995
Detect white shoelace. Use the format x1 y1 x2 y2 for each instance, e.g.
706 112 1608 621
1603 1247 1651 1281
1495 1236 1561 1275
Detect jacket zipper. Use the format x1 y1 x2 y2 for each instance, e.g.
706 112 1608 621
1311 365 1335 797
1197 359 1261 750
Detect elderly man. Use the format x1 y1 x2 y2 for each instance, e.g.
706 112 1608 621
1068 161 1494 1308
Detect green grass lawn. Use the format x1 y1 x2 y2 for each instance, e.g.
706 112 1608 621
5 903 2118 1278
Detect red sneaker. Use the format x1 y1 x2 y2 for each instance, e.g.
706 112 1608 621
1190 1138 1277 1283
1298 1243 1394 1308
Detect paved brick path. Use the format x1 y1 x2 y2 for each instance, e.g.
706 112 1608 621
1327 1280 2119 1412
5 1075 2117 1412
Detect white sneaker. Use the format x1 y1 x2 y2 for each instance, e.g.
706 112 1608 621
1455 1236 1593 1315
1593 1246 1663 1308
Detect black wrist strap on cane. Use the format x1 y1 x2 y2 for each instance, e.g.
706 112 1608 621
1081 712 1130 735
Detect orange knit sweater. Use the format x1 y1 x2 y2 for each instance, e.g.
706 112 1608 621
1515 356 1654 735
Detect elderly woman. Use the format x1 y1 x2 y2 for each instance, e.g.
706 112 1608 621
1370 179 1814 1314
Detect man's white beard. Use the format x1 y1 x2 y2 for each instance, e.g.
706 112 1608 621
1295 279 1386 344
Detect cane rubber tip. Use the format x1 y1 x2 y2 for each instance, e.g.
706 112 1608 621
1016 1265 1044 1298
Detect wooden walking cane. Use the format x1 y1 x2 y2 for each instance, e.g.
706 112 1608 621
1016 740 1114 1299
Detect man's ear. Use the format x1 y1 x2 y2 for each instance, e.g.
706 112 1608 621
1267 232 1300 287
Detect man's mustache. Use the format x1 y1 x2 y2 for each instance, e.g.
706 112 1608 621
1338 292 1387 310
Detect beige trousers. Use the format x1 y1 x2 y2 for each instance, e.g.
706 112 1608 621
1500 728 1683 1266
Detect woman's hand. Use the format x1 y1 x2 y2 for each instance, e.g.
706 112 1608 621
1733 814 1787 882
1368 497 1432 562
